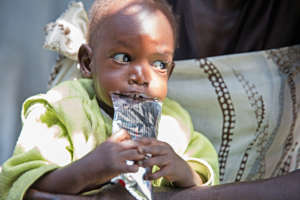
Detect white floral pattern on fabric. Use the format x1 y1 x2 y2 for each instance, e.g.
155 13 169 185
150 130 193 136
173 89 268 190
44 2 88 60
18 104 71 166
44 2 88 87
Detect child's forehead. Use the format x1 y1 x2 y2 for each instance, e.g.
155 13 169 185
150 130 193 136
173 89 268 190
101 7 165 32
91 0 151 20
106 0 147 15
92 9 174 52
91 0 162 27
92 4 164 36
88 0 176 50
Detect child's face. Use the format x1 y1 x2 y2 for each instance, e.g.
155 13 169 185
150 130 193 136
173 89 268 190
89 4 175 106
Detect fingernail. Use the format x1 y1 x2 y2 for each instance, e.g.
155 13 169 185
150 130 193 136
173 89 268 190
137 147 143 154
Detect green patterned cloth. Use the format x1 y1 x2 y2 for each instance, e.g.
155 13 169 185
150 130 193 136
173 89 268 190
0 79 219 200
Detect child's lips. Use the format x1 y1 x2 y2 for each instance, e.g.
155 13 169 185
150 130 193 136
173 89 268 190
111 91 156 101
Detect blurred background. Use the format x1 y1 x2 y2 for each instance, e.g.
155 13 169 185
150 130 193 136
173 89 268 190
1 0 299 165
0 0 93 164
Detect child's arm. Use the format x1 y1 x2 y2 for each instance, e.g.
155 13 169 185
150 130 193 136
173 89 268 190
182 130 219 185
136 131 219 187
0 102 143 200
137 137 203 187
141 97 219 187
32 130 144 194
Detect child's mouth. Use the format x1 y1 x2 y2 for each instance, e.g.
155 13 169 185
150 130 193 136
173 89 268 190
111 92 156 101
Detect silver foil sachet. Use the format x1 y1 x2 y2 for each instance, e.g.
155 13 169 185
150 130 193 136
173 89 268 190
111 93 162 200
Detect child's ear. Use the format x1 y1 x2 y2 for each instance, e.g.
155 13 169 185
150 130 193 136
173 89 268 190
78 44 93 78
168 62 175 79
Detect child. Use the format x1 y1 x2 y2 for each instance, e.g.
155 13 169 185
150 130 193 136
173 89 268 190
0 0 219 199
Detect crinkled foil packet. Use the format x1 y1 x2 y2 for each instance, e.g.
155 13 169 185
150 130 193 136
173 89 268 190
111 93 162 200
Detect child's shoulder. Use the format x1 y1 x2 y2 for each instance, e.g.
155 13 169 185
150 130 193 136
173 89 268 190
21 79 105 142
24 79 93 105
47 79 95 102
22 79 95 121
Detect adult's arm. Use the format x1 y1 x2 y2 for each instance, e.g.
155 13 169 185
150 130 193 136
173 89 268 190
25 184 182 200
25 170 300 200
171 169 300 200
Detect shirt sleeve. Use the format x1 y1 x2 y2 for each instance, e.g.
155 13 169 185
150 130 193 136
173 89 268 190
0 103 72 200
183 130 219 186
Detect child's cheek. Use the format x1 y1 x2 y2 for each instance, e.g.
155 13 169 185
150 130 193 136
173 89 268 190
150 77 168 100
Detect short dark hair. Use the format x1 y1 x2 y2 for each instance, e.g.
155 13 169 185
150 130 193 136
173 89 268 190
88 0 177 50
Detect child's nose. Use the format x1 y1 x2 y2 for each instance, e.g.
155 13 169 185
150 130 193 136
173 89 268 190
128 64 150 86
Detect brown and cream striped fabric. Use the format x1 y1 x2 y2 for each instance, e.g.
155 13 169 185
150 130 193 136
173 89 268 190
167 45 300 183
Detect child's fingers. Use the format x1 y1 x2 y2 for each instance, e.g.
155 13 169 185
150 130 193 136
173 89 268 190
142 155 169 168
120 163 139 173
119 139 139 150
135 137 153 145
144 167 169 181
134 137 152 154
120 149 145 161
141 143 169 156
109 129 131 142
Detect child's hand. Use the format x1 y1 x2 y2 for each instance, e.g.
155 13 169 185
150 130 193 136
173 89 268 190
30 129 145 194
136 137 203 187
83 129 145 187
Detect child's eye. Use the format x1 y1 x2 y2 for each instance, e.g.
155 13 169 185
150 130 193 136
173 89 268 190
153 60 167 70
112 53 131 64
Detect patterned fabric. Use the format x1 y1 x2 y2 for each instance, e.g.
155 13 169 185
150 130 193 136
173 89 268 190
167 45 300 183
44 2 88 87
111 94 162 138
0 79 219 200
